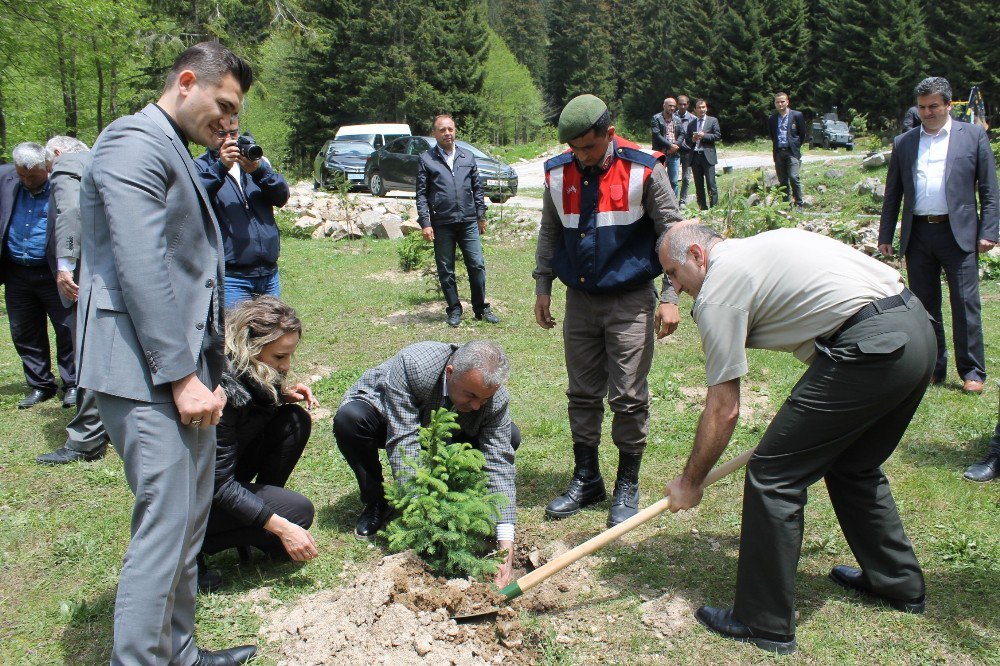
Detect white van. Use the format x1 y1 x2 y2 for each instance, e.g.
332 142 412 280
334 123 412 149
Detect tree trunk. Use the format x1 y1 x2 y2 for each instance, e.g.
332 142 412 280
57 32 78 136
109 60 119 119
0 80 7 161
93 37 104 132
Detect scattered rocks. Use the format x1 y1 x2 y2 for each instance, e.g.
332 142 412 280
855 177 885 201
816 184 828 193
824 169 846 179
285 182 421 240
760 167 779 189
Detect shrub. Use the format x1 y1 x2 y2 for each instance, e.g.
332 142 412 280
384 408 507 580
397 232 434 272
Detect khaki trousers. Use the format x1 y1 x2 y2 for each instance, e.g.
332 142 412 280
563 284 657 454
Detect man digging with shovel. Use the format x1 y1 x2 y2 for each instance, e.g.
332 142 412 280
659 222 934 654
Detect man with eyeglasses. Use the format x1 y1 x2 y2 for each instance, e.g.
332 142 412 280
879 76 998 397
195 116 290 307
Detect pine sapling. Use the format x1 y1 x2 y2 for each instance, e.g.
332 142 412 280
384 408 507 579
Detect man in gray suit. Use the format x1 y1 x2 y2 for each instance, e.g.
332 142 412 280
333 340 519 587
878 76 999 395
78 42 256 666
685 99 722 210
36 136 111 465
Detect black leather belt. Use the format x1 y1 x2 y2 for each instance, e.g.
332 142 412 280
836 288 913 337
913 214 948 224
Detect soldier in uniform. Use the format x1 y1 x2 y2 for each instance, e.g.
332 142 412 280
533 94 684 527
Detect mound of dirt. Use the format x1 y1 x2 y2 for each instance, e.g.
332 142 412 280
262 552 536 665
640 592 695 638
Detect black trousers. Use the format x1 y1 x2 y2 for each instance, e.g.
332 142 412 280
202 405 314 556
334 399 521 504
905 221 986 382
732 294 934 636
2 261 75 392
691 152 718 210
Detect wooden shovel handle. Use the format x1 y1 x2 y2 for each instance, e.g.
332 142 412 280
502 447 755 599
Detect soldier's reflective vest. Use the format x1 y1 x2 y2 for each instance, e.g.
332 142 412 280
543 137 662 292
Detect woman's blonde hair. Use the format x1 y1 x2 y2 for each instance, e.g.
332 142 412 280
225 296 302 402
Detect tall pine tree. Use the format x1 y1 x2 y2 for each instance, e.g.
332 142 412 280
712 0 777 137
486 0 548 86
545 0 615 120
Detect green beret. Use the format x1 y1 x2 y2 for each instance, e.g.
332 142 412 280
558 94 608 143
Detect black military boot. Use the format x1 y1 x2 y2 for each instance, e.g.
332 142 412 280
607 451 642 527
545 444 606 519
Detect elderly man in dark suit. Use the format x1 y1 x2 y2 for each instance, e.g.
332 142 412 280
416 114 498 327
766 92 809 206
78 42 257 666
36 136 112 465
333 340 519 586
652 97 681 195
0 142 77 410
685 99 722 210
878 76 999 397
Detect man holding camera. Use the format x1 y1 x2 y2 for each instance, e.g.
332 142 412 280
195 117 290 307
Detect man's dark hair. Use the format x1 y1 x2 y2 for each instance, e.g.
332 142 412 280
589 109 611 136
774 91 789 100
432 114 455 130
165 42 253 93
693 99 707 108
914 77 952 104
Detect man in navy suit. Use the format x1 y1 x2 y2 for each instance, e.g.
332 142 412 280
766 92 808 206
879 76 999 395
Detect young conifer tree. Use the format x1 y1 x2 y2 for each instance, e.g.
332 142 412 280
384 408 507 579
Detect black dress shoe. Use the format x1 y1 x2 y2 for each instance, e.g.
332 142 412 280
192 645 257 665
829 565 925 613
354 499 391 540
963 453 1000 483
18 388 57 409
695 605 797 654
446 308 462 327
474 306 500 324
36 442 107 465
62 387 78 408
197 554 223 593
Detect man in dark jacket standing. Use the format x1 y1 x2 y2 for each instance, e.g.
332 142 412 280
195 118 289 308
651 97 681 195
416 114 498 327
685 100 722 210
766 92 808 206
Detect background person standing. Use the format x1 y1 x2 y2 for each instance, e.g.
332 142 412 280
195 117 290 308
652 97 681 195
415 114 499 327
685 100 721 210
766 92 808 206
878 76 999 394
0 142 77 410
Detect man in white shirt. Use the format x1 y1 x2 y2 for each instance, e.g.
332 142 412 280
879 76 999 395
659 222 934 655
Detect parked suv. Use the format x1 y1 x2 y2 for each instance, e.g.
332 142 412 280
363 136 518 203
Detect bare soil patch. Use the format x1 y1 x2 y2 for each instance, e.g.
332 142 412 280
262 551 537 665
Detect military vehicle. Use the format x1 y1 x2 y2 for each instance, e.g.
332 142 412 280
810 107 855 150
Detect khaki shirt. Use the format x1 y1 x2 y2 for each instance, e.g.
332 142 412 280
694 228 904 386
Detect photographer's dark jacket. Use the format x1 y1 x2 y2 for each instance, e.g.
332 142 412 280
194 152 290 277
415 144 487 228
212 366 285 528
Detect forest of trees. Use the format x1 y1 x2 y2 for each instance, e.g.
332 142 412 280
2 0 997 169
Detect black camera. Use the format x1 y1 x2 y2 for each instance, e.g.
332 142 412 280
236 133 263 161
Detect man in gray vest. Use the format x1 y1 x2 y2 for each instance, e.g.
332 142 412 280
78 42 257 665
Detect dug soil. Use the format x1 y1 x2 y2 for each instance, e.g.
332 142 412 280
262 551 537 665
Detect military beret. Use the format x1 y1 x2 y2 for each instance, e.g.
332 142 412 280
558 94 608 143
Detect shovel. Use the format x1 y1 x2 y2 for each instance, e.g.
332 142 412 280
453 447 756 620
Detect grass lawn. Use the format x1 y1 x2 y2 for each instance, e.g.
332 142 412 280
1 211 998 664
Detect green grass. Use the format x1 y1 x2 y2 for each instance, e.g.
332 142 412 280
1 217 998 664
487 140 559 163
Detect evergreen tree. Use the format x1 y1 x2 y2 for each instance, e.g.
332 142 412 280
924 0 1000 118
619 0 682 138
766 0 810 99
712 0 777 137
545 0 614 120
486 0 548 86
672 0 721 102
